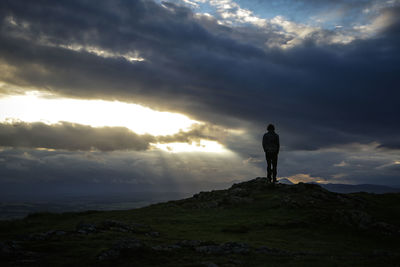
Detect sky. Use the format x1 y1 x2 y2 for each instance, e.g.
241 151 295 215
0 0 400 199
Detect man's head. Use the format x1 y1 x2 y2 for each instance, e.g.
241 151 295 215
267 124 275 132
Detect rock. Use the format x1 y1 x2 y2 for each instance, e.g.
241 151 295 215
281 196 301 208
76 222 98 234
146 231 160 237
255 246 290 255
100 219 145 232
151 244 181 251
224 196 252 205
176 239 201 248
335 209 372 229
201 262 219 267
44 230 67 237
98 248 121 261
27 232 47 241
336 194 366 209
151 245 166 251
0 241 15 255
196 245 224 254
113 238 144 250
98 238 144 261
195 242 250 255
222 242 250 254
230 177 272 192
371 222 400 236
80 220 153 234
197 200 220 209
20 230 67 241
54 230 67 236
228 187 250 197
372 249 395 257
0 240 37 263
334 209 400 236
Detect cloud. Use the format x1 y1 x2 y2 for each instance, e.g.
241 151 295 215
0 121 154 151
0 0 398 153
334 161 348 167
0 147 262 199
0 0 399 188
0 121 230 152
283 173 326 184
156 123 228 144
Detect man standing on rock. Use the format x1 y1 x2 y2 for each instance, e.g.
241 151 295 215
262 124 280 183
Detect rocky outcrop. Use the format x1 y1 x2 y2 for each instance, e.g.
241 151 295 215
97 238 296 261
98 238 146 260
75 219 158 236
333 209 400 235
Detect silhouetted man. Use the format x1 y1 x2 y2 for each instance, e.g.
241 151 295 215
262 124 280 183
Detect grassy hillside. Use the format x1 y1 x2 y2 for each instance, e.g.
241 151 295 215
1 177 400 266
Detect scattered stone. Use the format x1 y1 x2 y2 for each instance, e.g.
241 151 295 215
76 220 154 235
0 241 19 255
224 196 252 205
100 219 138 233
223 242 251 254
176 239 201 248
228 187 250 197
196 245 224 254
371 222 400 236
334 209 373 229
255 246 290 255
98 248 121 261
146 231 160 237
0 240 37 263
76 222 98 234
98 238 144 261
372 249 395 257
201 261 219 267
54 230 67 236
22 230 68 241
195 242 250 255
151 244 181 251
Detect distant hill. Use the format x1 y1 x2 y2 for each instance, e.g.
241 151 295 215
320 183 400 194
277 178 400 194
277 178 294 185
1 177 399 266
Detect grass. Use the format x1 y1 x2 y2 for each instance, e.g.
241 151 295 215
1 179 399 266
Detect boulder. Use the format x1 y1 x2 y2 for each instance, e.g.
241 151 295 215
98 238 144 261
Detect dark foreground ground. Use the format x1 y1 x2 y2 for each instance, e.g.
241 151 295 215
1 177 399 266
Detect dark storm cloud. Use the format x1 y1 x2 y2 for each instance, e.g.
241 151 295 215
0 148 260 200
0 0 399 152
0 121 154 151
0 121 227 151
156 123 227 144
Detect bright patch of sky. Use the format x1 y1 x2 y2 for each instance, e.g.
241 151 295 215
164 0 400 30
0 91 199 136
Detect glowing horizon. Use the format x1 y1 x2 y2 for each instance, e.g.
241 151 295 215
0 91 198 136
0 91 230 153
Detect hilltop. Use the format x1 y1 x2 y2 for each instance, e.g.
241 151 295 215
1 177 400 266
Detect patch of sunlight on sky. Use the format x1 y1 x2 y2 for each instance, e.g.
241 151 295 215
0 91 198 136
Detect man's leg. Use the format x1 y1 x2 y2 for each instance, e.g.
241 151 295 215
266 153 272 179
272 153 278 183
